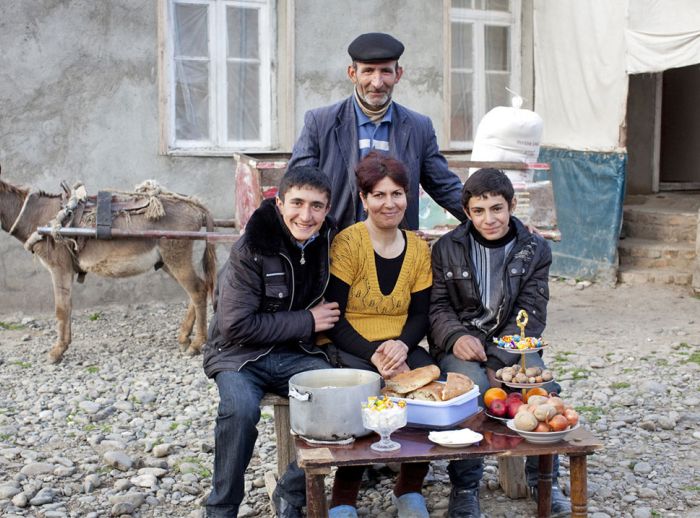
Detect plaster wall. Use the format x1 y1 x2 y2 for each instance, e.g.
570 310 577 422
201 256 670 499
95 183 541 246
0 1 234 313
292 0 447 145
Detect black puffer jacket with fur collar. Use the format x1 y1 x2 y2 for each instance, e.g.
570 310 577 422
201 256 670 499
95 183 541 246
203 198 334 378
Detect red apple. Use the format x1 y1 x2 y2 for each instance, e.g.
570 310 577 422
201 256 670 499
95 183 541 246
489 399 507 417
506 392 523 402
506 399 524 418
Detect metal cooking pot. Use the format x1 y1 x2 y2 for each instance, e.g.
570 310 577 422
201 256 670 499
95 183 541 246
288 369 381 441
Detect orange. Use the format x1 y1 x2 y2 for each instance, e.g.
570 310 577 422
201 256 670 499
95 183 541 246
524 387 548 403
483 388 508 408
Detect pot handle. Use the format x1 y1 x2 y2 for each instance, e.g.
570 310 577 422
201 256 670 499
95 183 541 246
288 386 311 402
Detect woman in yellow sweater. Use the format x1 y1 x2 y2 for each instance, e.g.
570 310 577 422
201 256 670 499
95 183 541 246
324 151 433 518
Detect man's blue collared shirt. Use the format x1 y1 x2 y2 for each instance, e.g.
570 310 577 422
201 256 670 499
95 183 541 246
353 98 393 158
353 98 393 221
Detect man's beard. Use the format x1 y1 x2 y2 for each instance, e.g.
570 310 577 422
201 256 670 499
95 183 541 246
357 88 391 109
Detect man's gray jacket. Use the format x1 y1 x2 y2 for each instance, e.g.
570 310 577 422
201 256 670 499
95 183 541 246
288 96 466 230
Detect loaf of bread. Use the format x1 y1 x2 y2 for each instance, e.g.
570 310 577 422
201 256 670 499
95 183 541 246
405 381 444 401
441 372 474 401
384 365 440 394
380 387 402 398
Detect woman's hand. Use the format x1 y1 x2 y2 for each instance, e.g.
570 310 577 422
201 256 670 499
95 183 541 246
375 340 408 374
371 350 409 378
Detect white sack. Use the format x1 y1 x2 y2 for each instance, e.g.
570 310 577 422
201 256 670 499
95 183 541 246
470 95 543 183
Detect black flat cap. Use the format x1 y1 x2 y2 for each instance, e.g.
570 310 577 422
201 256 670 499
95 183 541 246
347 32 404 62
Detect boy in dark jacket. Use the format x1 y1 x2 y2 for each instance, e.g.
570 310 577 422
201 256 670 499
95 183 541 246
429 169 570 518
203 166 340 517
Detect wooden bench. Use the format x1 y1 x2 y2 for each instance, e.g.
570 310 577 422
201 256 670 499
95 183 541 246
260 393 294 513
261 393 295 477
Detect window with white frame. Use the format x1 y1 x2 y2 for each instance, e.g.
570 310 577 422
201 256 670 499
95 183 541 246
166 0 271 153
449 0 521 148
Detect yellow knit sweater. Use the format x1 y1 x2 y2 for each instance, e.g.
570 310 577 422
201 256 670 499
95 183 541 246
329 222 432 342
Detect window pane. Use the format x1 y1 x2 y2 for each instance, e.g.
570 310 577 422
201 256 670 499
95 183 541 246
485 0 509 11
175 60 209 140
486 71 509 110
451 71 473 142
227 6 259 59
228 62 260 140
485 26 509 71
451 0 473 8
174 3 208 57
451 22 473 69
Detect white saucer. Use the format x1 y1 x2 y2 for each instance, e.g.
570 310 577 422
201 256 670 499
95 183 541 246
428 428 483 448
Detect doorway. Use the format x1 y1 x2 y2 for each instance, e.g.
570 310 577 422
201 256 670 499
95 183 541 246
626 63 700 194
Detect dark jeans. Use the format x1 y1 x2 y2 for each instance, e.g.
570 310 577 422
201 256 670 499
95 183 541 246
439 353 562 489
205 347 330 517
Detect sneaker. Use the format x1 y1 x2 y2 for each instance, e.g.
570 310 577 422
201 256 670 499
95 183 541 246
328 505 358 518
391 492 429 518
529 484 572 518
447 487 481 518
272 488 303 518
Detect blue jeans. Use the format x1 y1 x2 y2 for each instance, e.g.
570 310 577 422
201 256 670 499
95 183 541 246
205 348 330 517
439 353 562 489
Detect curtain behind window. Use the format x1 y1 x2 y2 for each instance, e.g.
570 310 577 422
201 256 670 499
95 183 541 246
173 3 209 141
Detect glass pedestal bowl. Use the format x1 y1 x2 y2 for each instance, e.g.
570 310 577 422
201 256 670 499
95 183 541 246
361 404 408 452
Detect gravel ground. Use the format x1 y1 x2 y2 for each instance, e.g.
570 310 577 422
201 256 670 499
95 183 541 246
1 280 699 517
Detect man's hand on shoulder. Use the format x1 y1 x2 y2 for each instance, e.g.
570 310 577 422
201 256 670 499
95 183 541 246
525 223 542 236
310 301 340 332
452 335 487 362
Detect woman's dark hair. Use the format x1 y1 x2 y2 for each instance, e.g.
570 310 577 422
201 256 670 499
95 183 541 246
461 168 515 209
355 151 409 194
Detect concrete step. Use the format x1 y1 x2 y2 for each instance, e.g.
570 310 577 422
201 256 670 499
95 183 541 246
622 206 697 243
618 238 696 269
618 266 692 286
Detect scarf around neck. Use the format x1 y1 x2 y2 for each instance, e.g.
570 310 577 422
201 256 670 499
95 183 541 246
353 87 393 123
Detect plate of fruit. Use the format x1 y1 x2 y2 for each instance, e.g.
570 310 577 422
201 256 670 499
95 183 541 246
505 394 580 444
483 388 527 422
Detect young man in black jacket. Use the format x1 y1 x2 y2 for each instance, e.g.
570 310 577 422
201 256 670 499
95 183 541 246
202 166 340 517
429 169 570 518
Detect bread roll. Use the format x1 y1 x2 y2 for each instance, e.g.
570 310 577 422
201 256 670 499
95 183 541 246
384 365 440 394
441 372 474 401
406 381 444 401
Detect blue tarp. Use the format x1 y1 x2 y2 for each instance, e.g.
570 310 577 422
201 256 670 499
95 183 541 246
538 147 627 283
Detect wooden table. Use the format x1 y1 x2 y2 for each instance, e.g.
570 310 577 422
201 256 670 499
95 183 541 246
295 411 603 518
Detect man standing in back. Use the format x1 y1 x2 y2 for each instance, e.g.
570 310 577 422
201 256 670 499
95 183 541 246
288 32 466 231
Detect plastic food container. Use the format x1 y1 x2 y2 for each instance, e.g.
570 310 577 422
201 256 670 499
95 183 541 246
391 386 480 429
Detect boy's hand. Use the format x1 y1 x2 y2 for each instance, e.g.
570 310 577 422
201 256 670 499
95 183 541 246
310 302 340 332
452 335 487 362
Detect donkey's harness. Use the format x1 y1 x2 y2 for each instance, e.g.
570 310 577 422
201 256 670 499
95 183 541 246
18 183 158 282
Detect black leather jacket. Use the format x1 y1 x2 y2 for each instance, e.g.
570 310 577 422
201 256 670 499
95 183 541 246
202 199 334 378
428 217 552 364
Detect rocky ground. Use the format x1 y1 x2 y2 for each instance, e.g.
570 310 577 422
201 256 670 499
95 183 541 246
0 280 699 518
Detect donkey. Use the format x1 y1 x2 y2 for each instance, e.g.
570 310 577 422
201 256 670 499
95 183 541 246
0 166 216 363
